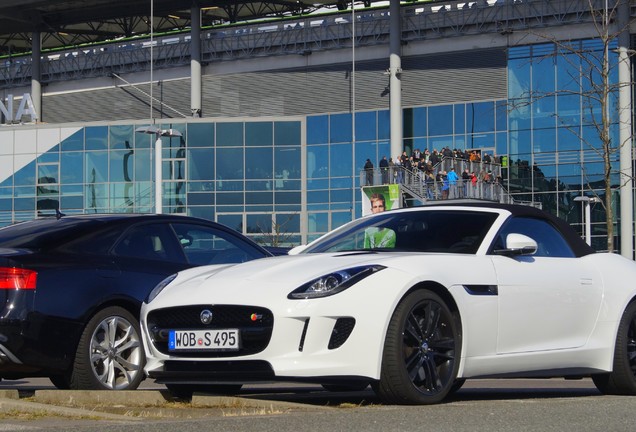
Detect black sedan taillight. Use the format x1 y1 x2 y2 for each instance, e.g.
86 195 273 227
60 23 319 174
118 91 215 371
0 267 37 290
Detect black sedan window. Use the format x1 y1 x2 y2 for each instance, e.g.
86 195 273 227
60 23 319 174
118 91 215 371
113 224 186 262
171 223 265 265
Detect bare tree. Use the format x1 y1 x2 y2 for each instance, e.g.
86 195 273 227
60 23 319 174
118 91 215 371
255 214 298 247
509 0 633 253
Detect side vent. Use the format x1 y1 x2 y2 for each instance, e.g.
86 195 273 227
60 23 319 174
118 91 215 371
328 318 356 350
298 318 310 352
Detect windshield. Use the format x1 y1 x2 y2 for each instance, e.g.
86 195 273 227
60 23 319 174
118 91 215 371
302 209 499 254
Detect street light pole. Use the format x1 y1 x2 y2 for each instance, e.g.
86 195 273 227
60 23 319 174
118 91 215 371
136 126 182 214
574 196 601 246
154 135 162 213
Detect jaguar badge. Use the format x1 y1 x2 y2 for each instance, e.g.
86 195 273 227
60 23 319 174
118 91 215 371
200 309 213 324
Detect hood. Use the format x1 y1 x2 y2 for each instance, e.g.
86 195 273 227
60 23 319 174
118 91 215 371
148 251 407 308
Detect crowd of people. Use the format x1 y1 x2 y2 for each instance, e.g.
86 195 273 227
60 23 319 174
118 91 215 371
363 147 504 201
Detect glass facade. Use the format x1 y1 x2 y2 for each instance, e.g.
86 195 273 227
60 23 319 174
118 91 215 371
0 39 625 250
507 40 620 251
0 120 304 246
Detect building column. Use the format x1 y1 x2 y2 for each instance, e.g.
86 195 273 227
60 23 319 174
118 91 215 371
31 31 41 122
618 0 633 259
191 4 202 118
389 0 402 160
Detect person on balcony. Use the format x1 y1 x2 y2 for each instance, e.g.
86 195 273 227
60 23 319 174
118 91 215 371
364 158 374 186
447 167 459 199
462 168 471 198
379 156 389 184
394 156 403 183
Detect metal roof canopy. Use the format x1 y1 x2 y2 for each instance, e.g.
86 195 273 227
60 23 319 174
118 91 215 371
0 0 363 54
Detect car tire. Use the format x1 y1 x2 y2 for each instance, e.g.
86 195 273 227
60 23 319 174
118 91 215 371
70 306 145 390
49 374 71 389
373 290 461 405
592 301 636 395
448 378 466 396
165 384 243 400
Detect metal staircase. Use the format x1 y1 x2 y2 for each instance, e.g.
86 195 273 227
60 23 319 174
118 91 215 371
361 157 516 205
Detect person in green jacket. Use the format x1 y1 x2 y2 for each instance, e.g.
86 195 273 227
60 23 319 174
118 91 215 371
364 193 396 249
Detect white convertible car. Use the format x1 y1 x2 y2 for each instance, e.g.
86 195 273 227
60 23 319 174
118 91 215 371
141 203 636 404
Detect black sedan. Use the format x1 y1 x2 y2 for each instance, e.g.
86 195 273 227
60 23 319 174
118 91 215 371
0 213 272 390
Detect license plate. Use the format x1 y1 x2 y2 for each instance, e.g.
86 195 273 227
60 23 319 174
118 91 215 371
168 329 240 351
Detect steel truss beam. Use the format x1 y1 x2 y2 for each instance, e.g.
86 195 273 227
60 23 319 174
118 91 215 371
0 0 627 89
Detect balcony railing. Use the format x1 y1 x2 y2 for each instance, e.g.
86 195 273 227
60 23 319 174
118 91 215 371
360 157 515 204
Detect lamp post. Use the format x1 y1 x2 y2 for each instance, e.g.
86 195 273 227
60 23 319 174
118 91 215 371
574 196 601 246
135 126 182 214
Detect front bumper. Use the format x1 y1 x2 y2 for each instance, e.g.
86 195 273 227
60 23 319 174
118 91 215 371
141 265 406 384
142 302 389 383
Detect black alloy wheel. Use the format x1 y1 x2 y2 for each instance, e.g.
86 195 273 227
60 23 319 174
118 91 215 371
373 290 460 405
592 301 636 395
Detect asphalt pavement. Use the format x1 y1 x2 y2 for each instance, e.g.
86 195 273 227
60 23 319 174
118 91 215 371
2 377 634 432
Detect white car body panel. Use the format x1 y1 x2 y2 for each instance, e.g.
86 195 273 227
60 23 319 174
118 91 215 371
494 255 603 353
144 253 500 379
142 251 624 379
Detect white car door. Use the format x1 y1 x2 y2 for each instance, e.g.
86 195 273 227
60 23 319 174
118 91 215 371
490 216 603 355
493 255 602 354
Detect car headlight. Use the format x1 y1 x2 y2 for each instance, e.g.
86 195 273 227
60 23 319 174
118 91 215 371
146 274 177 304
288 265 385 299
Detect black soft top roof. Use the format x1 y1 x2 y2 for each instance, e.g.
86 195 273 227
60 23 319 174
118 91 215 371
412 202 596 258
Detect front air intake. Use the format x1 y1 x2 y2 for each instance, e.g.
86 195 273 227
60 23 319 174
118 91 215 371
298 318 310 352
328 317 355 350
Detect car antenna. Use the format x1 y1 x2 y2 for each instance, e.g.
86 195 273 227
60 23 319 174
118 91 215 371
55 208 66 220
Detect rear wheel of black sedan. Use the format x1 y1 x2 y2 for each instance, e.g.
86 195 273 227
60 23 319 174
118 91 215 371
373 290 461 405
70 306 145 390
49 374 71 389
592 301 636 395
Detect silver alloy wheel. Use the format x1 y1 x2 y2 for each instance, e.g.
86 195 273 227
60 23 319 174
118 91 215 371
89 315 143 390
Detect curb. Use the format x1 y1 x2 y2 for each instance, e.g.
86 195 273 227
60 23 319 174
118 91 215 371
33 390 170 407
0 389 18 400
192 394 332 410
0 398 143 421
0 389 331 420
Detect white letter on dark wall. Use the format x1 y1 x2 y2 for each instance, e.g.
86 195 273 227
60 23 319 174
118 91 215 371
0 94 13 122
16 93 38 122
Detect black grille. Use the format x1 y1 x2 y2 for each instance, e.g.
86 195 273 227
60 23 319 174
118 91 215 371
328 317 356 350
147 305 274 358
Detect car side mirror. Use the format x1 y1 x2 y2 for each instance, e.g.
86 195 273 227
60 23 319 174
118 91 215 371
494 233 538 257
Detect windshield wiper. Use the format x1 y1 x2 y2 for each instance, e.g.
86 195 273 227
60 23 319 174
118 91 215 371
332 249 379 255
